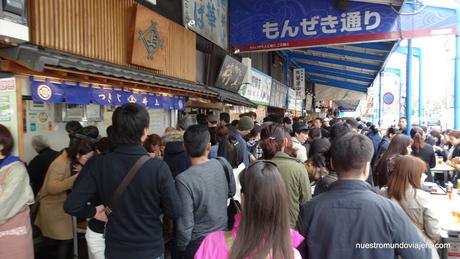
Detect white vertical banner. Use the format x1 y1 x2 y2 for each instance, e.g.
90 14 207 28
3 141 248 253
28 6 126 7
293 68 305 99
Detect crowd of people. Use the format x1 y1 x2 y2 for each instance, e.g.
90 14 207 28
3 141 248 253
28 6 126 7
1 103 457 259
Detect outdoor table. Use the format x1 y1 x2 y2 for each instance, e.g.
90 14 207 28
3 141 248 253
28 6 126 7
429 190 460 258
432 163 457 188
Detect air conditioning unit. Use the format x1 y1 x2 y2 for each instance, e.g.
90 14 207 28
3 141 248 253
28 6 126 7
0 0 29 43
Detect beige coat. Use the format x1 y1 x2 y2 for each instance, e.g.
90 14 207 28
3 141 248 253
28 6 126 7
0 160 34 224
382 187 440 242
35 150 78 240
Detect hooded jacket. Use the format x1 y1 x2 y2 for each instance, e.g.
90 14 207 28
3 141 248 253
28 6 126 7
162 130 191 179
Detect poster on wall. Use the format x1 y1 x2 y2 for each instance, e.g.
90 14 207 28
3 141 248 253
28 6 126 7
215 55 248 92
0 78 19 155
239 68 272 106
293 68 305 99
183 0 228 49
269 79 288 109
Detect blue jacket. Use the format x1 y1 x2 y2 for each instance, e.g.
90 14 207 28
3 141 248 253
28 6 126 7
367 132 382 154
298 180 431 259
163 141 191 179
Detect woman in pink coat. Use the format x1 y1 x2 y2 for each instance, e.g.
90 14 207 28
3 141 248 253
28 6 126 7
195 160 304 259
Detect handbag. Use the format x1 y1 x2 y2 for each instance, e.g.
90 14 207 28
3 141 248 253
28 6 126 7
217 157 241 230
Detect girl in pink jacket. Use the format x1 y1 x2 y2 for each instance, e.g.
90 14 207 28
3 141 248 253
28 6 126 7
195 160 304 259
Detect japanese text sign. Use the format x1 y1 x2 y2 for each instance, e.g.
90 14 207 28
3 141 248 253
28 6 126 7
183 0 228 49
293 68 305 99
215 55 248 92
31 79 185 110
239 68 272 106
230 0 457 51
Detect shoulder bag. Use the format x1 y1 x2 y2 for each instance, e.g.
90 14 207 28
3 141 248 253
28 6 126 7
217 157 241 230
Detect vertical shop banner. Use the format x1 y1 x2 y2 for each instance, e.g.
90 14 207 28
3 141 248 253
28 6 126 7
230 0 457 52
293 68 305 99
183 0 228 49
305 94 313 111
239 68 272 106
287 88 296 111
269 79 288 109
215 55 248 92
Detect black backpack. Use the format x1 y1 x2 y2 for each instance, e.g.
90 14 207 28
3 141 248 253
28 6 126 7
218 136 243 168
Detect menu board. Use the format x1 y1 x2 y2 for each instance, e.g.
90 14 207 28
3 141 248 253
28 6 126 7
293 68 306 99
0 78 19 155
269 79 288 109
239 68 272 106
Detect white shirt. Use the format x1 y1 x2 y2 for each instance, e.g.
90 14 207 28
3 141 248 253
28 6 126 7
291 137 308 162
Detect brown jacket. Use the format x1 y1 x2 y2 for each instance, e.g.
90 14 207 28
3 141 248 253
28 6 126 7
35 150 78 240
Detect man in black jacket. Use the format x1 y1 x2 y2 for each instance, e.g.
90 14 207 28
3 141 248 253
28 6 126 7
64 103 181 259
27 135 59 196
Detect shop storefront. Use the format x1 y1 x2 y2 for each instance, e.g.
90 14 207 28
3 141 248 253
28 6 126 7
0 1 218 160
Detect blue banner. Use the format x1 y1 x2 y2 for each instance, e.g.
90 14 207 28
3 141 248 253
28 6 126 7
230 0 456 51
62 83 91 105
91 88 114 106
31 80 65 103
147 95 161 109
174 97 186 110
30 78 186 110
111 89 125 106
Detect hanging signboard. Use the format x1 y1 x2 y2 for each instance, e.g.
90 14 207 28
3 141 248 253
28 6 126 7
183 0 228 49
269 79 288 109
287 88 296 111
30 78 186 110
239 68 272 106
215 55 248 93
129 3 196 77
230 0 457 52
293 68 305 99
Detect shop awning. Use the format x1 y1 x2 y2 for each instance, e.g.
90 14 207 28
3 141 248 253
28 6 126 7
334 100 361 112
0 44 215 96
207 86 257 108
284 41 398 95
